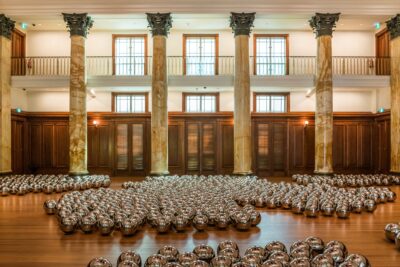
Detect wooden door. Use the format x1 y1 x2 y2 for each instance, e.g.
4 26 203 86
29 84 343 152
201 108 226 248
114 122 147 176
11 120 24 173
376 29 390 75
11 29 26 76
185 121 217 174
254 122 287 176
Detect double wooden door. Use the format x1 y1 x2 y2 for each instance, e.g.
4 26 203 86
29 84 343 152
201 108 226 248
253 122 287 176
114 121 149 176
11 29 26 76
185 121 217 174
376 29 391 75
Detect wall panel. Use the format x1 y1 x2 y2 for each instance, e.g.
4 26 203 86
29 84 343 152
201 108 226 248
10 111 391 176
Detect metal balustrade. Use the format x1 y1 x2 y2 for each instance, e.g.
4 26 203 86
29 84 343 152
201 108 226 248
11 56 391 76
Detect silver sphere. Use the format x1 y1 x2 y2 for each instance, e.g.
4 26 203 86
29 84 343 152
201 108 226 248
43 200 57 215
87 257 113 267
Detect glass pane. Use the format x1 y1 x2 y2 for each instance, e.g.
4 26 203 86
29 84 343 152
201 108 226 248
115 95 131 112
256 37 286 76
132 124 144 170
270 95 286 112
256 94 287 113
115 37 145 76
186 95 200 112
186 37 216 75
115 94 146 113
116 124 128 170
186 95 216 112
131 95 146 113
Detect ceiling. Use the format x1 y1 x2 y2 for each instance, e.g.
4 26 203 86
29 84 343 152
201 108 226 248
2 0 399 31
9 14 393 32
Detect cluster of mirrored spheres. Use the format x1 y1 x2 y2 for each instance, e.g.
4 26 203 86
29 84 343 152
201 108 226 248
87 237 370 267
45 176 264 235
43 175 397 236
293 174 400 187
385 222 400 250
1 174 111 196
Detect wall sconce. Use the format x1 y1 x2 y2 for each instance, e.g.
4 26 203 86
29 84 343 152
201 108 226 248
93 120 99 127
304 120 309 127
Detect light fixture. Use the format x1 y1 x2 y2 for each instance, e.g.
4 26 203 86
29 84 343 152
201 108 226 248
306 88 315 98
93 120 99 127
304 120 309 127
378 107 385 113
89 88 96 98
374 22 381 30
15 108 22 113
21 22 28 30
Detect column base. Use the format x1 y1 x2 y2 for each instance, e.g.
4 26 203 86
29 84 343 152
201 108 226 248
232 171 253 176
150 171 170 177
68 171 89 177
389 171 400 176
313 170 334 176
0 171 12 177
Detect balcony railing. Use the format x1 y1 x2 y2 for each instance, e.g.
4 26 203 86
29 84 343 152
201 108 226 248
11 56 391 77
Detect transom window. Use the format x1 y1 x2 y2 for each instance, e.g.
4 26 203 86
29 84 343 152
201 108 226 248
184 34 218 75
183 93 219 112
113 34 148 76
254 34 289 76
112 93 148 113
254 93 289 113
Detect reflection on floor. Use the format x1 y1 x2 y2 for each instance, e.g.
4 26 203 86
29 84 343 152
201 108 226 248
0 177 399 267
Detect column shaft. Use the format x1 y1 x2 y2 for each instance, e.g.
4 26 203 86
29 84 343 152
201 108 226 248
0 36 11 174
233 35 252 175
151 35 169 175
390 37 400 173
314 35 333 174
69 35 88 175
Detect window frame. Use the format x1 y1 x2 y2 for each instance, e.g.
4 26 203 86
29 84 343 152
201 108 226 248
112 92 149 113
253 92 290 113
183 34 219 75
182 92 220 113
112 34 148 76
253 34 289 76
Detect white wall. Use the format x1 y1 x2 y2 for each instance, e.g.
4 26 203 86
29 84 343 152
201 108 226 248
22 29 381 113
376 87 390 110
11 88 28 111
26 29 376 58
24 89 378 113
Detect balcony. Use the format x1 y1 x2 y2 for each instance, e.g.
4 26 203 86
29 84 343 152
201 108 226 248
11 56 391 89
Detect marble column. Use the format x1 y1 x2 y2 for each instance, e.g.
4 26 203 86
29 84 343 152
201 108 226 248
387 14 400 174
230 12 255 175
147 13 172 176
309 13 340 175
0 15 15 175
63 13 93 176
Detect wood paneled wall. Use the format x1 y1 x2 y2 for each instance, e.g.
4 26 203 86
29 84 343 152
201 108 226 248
11 111 391 176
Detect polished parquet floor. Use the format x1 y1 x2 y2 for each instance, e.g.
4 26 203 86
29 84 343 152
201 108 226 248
0 177 400 267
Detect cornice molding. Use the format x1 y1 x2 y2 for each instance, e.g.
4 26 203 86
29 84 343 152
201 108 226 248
3 3 400 16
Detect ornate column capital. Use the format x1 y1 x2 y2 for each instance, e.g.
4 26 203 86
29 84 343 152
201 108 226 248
62 13 93 38
387 14 400 40
230 12 255 37
146 13 172 37
309 13 340 38
0 14 15 39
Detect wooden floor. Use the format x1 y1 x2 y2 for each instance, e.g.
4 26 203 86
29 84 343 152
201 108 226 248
0 177 400 267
